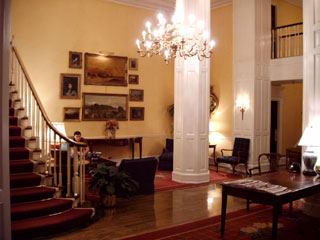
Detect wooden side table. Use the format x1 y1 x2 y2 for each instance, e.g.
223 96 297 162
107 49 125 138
209 144 216 166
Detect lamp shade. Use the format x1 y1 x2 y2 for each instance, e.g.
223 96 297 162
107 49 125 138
51 122 67 143
298 125 320 147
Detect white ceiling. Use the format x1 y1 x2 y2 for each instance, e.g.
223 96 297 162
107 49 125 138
105 0 302 13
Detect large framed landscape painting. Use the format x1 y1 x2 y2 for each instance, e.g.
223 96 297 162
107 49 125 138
84 53 128 86
82 93 128 121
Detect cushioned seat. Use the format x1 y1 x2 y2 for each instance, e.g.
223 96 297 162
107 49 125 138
118 157 157 194
158 139 173 171
216 137 250 175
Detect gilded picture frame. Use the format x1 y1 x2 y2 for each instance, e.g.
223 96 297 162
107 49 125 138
82 93 128 121
84 53 128 86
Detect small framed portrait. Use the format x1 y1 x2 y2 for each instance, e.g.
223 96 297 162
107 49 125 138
64 107 81 121
69 51 82 69
129 58 138 71
130 107 144 121
129 89 144 101
129 74 139 84
60 73 81 99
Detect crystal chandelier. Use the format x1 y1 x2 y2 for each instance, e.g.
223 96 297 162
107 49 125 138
136 13 215 64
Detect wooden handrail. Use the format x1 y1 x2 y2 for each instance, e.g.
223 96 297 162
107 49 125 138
273 22 303 30
11 46 85 147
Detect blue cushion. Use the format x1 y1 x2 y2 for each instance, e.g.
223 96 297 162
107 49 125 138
216 156 239 164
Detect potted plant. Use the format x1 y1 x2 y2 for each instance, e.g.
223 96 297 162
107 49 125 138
105 119 119 139
89 164 138 207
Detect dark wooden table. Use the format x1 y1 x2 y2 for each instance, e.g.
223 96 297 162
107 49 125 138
86 137 142 160
220 171 320 239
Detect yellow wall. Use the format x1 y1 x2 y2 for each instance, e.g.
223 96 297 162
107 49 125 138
11 0 174 159
272 0 302 26
281 83 302 154
210 4 234 154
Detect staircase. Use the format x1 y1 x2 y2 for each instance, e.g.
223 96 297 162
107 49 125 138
9 47 94 239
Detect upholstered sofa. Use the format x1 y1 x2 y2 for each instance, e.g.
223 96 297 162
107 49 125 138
118 157 158 194
158 138 173 171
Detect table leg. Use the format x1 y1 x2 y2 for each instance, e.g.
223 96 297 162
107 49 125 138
131 139 135 160
272 204 279 240
220 187 228 238
139 138 142 159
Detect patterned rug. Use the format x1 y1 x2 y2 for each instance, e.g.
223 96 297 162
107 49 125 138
120 203 320 240
154 170 240 192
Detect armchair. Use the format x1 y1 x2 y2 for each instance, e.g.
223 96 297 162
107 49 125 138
215 137 250 175
248 153 285 177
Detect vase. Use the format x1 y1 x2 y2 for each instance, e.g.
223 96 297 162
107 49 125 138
107 129 116 139
101 194 117 207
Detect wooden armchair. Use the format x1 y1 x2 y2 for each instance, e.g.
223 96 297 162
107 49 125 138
249 153 285 177
247 153 292 212
215 138 250 175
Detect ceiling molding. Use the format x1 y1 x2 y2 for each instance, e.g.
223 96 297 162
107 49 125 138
105 0 232 13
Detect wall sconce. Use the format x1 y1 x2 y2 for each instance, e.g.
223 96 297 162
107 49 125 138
236 96 249 120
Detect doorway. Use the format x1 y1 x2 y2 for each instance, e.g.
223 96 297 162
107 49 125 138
270 101 278 152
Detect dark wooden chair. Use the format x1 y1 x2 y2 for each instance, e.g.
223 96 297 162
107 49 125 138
215 137 250 175
247 153 293 212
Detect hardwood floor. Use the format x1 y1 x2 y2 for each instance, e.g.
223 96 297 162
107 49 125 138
49 179 247 240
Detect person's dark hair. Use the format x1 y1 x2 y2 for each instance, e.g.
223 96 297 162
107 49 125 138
74 131 81 136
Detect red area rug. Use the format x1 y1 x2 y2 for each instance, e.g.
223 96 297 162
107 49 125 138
154 170 240 192
120 203 320 240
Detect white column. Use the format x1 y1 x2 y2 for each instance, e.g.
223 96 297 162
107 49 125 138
172 0 210 183
299 0 320 218
233 0 271 172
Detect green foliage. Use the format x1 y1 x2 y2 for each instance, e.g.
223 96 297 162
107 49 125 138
89 164 139 198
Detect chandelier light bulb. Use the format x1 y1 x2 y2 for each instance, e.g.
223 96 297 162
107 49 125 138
210 40 216 49
136 39 140 49
142 30 146 40
146 21 151 32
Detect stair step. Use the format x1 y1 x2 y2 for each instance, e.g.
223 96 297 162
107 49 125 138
10 136 26 148
11 186 58 204
12 208 94 239
9 126 22 136
10 116 18 126
10 107 15 116
10 147 29 160
11 198 74 221
10 173 42 189
10 160 34 174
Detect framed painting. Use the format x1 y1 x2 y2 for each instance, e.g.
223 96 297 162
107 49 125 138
129 58 138 71
130 107 144 121
129 74 139 84
82 93 128 121
129 89 144 101
69 51 82 69
84 53 128 86
60 73 81 99
64 107 81 121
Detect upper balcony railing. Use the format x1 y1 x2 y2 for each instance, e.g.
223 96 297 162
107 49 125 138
271 22 303 59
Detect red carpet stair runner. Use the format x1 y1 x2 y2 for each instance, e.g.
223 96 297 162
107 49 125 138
9 96 94 239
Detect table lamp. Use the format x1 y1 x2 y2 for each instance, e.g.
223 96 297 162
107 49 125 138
298 125 320 176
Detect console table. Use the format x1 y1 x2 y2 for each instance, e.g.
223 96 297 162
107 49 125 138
86 137 142 160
